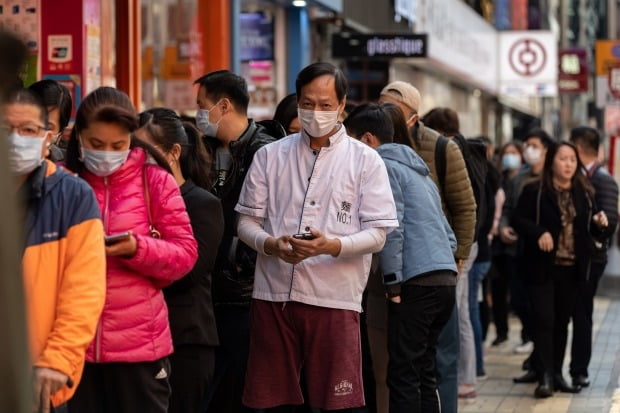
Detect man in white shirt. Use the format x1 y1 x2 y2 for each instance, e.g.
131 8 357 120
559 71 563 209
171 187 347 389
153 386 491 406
235 62 398 412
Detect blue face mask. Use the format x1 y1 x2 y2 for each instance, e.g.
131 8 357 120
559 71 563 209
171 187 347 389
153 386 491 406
502 153 521 170
195 101 222 137
81 147 130 177
8 132 46 175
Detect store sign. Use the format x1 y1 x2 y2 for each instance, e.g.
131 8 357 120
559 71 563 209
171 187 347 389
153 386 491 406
558 49 588 94
331 33 427 59
499 31 558 97
416 0 497 92
240 13 274 61
610 64 620 99
596 41 620 107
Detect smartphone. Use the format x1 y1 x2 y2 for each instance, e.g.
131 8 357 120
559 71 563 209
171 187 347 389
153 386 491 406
293 232 315 241
104 232 131 246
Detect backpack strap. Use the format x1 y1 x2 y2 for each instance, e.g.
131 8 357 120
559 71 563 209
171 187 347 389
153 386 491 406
435 135 449 194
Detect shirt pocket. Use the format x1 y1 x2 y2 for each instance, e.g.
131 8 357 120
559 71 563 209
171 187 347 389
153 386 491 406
326 176 361 237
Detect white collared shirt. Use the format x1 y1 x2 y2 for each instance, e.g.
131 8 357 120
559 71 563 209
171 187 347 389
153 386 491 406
235 126 398 312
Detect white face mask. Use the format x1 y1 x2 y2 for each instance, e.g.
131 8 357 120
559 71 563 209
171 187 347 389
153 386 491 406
298 108 340 138
82 147 130 177
8 132 46 175
523 146 543 166
195 100 222 137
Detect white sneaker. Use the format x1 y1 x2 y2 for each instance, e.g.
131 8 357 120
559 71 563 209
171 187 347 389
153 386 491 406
514 341 534 354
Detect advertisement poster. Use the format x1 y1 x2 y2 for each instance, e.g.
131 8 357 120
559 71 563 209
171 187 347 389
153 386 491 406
43 74 81 120
240 13 274 62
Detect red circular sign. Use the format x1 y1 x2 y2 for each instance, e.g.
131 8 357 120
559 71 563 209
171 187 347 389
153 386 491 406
508 38 547 77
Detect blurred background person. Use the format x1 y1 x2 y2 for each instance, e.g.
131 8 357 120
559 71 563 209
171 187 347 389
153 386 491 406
503 130 553 384
512 141 607 398
273 93 300 135
569 127 619 388
28 79 72 162
138 108 224 413
489 141 523 347
65 87 197 413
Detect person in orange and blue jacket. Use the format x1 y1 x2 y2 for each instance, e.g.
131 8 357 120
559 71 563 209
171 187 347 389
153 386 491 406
5 88 106 413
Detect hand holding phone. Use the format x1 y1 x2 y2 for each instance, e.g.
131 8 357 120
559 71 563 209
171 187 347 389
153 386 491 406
104 231 131 246
292 232 316 241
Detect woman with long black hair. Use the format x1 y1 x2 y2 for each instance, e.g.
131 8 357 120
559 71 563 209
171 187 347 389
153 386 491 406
513 141 608 398
137 108 224 413
65 87 198 413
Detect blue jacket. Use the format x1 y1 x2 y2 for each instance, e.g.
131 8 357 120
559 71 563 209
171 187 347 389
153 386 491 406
377 143 457 286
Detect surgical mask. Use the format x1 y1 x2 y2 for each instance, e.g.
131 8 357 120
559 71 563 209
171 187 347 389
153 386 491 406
523 146 543 166
196 101 222 137
502 153 521 170
7 132 46 175
81 147 130 177
298 108 340 138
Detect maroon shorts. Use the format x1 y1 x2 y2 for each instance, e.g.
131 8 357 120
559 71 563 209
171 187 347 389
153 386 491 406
242 299 364 410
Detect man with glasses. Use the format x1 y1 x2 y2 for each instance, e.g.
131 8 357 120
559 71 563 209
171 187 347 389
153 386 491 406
5 89 105 413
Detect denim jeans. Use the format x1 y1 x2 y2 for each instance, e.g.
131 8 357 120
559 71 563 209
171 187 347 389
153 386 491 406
387 284 456 413
468 261 491 374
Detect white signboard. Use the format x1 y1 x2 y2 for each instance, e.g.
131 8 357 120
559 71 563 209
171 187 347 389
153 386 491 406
416 0 497 93
499 31 558 97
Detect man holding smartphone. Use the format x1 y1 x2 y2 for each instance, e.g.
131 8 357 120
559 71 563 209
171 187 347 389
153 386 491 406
235 62 397 412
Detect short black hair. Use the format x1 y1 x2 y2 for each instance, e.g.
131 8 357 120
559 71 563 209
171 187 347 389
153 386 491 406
569 126 600 156
28 79 72 132
524 128 553 148
343 103 394 144
194 70 250 114
6 88 48 127
295 62 347 103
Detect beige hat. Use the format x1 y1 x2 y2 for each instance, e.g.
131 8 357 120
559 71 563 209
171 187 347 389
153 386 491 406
380 81 421 113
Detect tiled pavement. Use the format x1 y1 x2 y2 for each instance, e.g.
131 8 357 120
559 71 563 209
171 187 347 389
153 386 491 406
458 296 620 412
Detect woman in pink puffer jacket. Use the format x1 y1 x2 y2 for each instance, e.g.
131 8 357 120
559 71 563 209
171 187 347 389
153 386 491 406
65 87 198 413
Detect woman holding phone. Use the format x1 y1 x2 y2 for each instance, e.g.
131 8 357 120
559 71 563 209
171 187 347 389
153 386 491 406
65 87 198 413
512 141 607 399
137 108 224 413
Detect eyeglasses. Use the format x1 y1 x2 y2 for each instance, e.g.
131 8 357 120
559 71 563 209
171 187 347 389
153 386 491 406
1 123 48 138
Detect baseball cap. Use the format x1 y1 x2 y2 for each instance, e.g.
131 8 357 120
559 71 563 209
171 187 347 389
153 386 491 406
380 81 421 113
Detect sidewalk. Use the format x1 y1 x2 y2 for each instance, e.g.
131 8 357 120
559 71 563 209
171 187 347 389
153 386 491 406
458 296 620 413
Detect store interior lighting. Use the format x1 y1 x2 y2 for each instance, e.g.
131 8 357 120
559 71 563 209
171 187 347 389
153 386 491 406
292 0 307 7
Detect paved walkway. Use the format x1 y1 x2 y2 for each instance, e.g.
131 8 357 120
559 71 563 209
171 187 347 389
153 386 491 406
458 296 620 412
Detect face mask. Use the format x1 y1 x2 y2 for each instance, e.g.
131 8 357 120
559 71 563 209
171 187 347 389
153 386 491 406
82 147 130 177
502 153 521 170
298 108 340 138
196 101 222 136
8 132 46 175
523 146 543 166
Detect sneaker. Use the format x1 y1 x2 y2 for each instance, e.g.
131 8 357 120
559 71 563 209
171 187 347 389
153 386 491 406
514 341 533 354
477 370 488 380
491 336 508 346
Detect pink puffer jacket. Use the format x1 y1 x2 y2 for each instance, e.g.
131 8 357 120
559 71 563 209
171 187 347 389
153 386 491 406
81 147 197 363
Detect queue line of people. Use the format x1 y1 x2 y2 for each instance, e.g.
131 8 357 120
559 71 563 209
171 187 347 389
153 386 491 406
10 61 619 413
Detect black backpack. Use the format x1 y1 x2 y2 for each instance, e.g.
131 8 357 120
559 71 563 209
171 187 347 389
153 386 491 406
435 133 488 240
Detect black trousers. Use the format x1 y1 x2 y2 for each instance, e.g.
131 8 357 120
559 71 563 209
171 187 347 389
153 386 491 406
168 344 215 413
67 357 171 413
387 284 456 413
490 254 512 339
570 261 606 378
528 265 578 378
206 305 252 413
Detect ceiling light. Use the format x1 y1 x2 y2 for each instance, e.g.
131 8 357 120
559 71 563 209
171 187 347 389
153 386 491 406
292 0 307 7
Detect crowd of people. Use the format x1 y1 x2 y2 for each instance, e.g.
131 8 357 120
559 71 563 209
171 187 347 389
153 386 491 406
9 61 619 413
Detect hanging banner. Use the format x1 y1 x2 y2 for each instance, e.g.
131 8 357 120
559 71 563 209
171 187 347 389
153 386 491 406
558 48 588 94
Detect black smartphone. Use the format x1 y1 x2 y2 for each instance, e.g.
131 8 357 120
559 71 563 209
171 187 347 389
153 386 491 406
104 232 131 246
293 233 315 241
